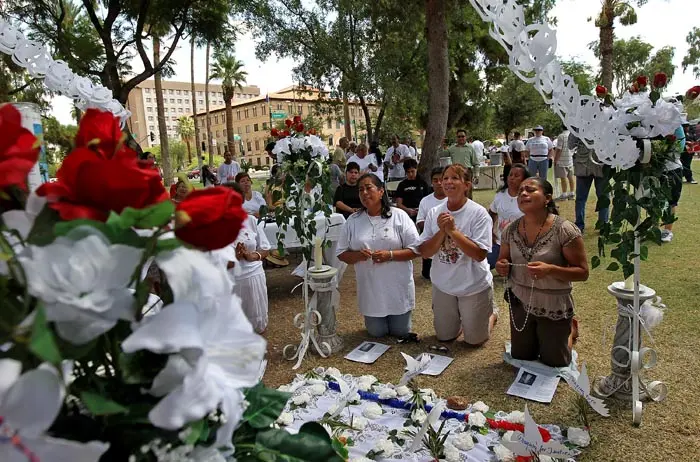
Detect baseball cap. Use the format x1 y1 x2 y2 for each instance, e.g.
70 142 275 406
534 125 544 131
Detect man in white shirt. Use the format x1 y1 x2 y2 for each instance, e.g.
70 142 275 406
509 131 526 165
217 150 240 184
384 134 413 181
471 137 485 163
524 125 553 179
416 166 447 280
554 128 575 200
347 143 382 181
403 136 417 159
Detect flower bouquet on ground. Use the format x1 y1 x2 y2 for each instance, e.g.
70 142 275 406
0 105 343 461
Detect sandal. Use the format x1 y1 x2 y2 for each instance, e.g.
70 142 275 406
397 333 420 344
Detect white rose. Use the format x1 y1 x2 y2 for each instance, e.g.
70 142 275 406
277 385 290 392
362 402 383 419
453 431 475 451
348 392 361 404
504 411 525 424
468 411 487 427
358 379 374 392
378 388 397 399
373 439 397 457
443 443 460 462
306 377 324 385
276 412 294 426
470 401 489 413
411 408 428 425
359 375 378 384
492 444 515 462
290 136 306 153
567 427 591 447
420 388 436 404
352 416 368 430
292 393 311 405
395 385 411 396
326 367 341 378
309 383 326 396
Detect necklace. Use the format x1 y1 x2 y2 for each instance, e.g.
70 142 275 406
520 214 549 261
366 212 389 240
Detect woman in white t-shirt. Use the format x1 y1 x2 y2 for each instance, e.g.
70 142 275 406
236 172 267 218
228 213 271 334
487 163 530 269
415 164 494 346
347 143 383 182
337 173 419 338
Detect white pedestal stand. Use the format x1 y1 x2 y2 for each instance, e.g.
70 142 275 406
308 266 343 355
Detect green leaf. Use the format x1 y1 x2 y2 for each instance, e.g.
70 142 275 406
80 391 129 415
608 233 622 244
591 255 601 269
243 383 292 429
26 204 60 246
118 201 175 229
155 238 181 253
606 262 620 271
640 245 649 261
29 306 62 365
649 89 661 104
255 423 343 462
184 419 208 445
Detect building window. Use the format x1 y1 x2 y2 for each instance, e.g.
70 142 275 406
255 140 260 150
170 98 175 103
247 141 252 152
177 99 182 103
197 91 203 96
149 125 154 131
178 108 183 113
245 125 250 133
327 119 332 129
252 107 257 117
350 108 355 116
262 122 268 130
216 130 221 137
244 109 249 118
147 106 153 112
185 99 189 104
287 105 293 114
237 110 241 120
297 105 303 114
266 156 271 165
148 116 154 121
146 97 151 103
253 123 259 132
184 90 189 96
256 157 261 166
145 88 151 93
235 93 241 98
168 89 174 95
172 116 178 121
176 90 181 95
328 135 333 146
217 145 222 156
308 104 313 114
198 100 203 105
214 116 218 124
276 103 282 110
164 108 168 113
262 105 267 115
336 120 341 129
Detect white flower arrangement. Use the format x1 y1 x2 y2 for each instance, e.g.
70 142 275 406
351 415 368 430
308 383 326 396
276 412 294 426
395 385 411 396
567 427 591 447
372 438 398 457
357 374 378 391
503 410 525 424
492 443 516 462
325 367 342 378
452 431 476 451
410 407 428 425
443 442 461 462
292 393 312 406
468 411 487 427
470 401 489 413
362 402 384 419
378 387 398 399
419 388 437 405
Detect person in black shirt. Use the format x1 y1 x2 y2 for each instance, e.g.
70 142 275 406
334 162 362 218
395 158 430 222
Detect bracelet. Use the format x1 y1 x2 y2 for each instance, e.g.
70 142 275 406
389 250 394 261
253 251 262 261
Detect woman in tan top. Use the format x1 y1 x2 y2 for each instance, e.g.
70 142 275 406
495 177 588 367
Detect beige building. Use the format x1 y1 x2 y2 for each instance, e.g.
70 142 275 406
191 86 378 167
126 79 260 148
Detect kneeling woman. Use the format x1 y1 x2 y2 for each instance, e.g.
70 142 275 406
416 164 495 346
337 173 419 338
496 177 588 367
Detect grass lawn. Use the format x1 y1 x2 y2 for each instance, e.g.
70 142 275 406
260 166 700 462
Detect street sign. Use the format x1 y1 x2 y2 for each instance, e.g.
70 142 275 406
271 110 286 120
234 134 241 140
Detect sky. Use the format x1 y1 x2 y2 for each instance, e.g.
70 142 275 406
50 0 696 125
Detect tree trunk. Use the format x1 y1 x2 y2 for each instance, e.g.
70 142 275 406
185 138 192 164
191 36 203 175
343 92 352 140
599 2 615 91
205 41 213 165
225 97 235 157
420 0 449 182
359 96 374 142
153 37 172 187
373 102 387 144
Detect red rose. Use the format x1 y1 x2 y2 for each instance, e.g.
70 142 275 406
281 129 290 137
295 123 304 132
0 104 40 190
653 72 667 89
74 108 129 159
629 82 640 94
666 134 677 143
271 128 279 137
595 85 607 97
636 75 648 88
37 148 169 221
174 187 247 250
285 119 293 127
686 86 700 100
309 128 317 135
293 115 302 124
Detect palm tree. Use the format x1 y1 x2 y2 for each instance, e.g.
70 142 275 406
190 35 203 174
210 51 248 157
153 36 172 186
176 116 195 165
205 41 214 165
593 0 648 91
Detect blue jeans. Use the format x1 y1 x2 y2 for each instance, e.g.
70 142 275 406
528 158 549 179
575 175 609 231
487 243 501 270
364 312 412 338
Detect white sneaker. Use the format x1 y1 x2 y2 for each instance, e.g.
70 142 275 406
555 194 567 201
567 192 575 200
660 230 673 243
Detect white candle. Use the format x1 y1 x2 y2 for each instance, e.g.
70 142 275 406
314 237 323 270
624 274 634 290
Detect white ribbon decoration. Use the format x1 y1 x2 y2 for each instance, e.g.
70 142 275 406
468 0 682 170
0 18 131 126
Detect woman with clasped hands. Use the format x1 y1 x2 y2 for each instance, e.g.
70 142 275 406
495 177 588 367
337 173 419 339
415 164 495 347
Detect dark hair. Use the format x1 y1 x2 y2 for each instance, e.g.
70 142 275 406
358 173 392 218
522 177 559 215
456 129 467 136
430 166 444 179
223 181 244 196
235 172 251 183
346 161 360 172
513 131 521 138
404 158 418 171
497 162 530 192
139 151 152 161
369 141 383 164
265 142 276 152
443 163 473 197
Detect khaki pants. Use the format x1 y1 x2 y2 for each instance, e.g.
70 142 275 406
432 286 493 345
